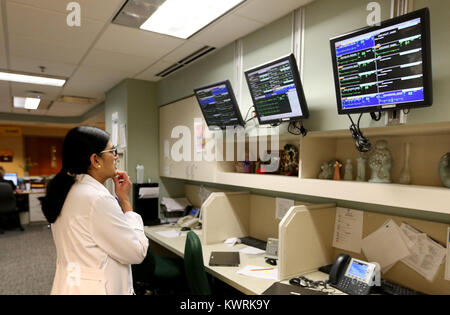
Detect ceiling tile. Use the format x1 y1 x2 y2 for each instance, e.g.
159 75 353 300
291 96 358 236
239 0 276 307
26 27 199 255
162 41 206 63
63 65 129 98
134 60 173 82
9 56 77 77
95 24 185 59
7 2 104 51
82 48 154 76
9 34 87 65
6 0 125 23
11 107 48 116
46 101 94 117
0 5 8 69
235 0 314 24
0 97 12 112
190 15 264 49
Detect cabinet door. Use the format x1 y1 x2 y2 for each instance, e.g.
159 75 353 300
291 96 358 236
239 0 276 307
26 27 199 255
160 96 215 181
29 193 46 222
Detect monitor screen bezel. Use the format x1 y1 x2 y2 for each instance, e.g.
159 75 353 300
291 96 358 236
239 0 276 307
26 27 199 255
193 80 245 130
330 8 433 115
244 54 309 125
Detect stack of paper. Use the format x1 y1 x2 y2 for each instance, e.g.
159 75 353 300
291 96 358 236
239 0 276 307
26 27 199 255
138 187 159 199
161 197 191 212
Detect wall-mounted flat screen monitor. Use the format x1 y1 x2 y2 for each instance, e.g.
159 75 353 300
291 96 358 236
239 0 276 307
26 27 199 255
4 173 18 186
194 80 245 130
244 54 309 125
330 8 432 115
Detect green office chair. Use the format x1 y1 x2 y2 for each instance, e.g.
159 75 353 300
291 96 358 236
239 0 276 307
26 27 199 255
184 231 211 295
132 241 185 295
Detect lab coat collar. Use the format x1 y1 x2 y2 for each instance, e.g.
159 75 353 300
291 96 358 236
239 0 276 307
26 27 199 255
76 174 111 195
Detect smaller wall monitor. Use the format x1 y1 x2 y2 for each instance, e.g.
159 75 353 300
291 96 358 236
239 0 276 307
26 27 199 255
330 8 432 115
4 173 18 186
194 80 245 130
244 54 309 125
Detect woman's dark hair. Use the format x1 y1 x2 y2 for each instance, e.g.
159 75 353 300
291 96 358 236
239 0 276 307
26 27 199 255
42 126 110 223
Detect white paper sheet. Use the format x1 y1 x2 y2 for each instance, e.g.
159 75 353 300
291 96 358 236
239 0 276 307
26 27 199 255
155 230 183 238
138 187 159 199
111 112 118 146
445 228 450 281
276 198 294 220
239 246 266 255
224 237 240 246
237 265 278 280
332 208 364 254
361 219 411 271
400 223 447 282
119 124 127 149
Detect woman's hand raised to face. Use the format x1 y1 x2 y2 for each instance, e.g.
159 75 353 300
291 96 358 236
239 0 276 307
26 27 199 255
113 171 133 213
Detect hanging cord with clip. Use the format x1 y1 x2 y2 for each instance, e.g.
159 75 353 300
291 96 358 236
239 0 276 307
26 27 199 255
348 113 371 153
245 105 256 123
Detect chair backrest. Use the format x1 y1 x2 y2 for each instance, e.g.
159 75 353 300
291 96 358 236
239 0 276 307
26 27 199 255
0 182 16 213
184 231 211 295
132 244 154 282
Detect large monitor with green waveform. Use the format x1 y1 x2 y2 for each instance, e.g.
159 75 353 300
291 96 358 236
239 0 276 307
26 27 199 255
330 8 432 115
244 54 309 125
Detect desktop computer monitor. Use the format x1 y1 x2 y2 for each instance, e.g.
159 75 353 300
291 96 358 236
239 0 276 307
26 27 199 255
330 8 432 115
4 173 18 186
244 54 309 125
194 80 245 130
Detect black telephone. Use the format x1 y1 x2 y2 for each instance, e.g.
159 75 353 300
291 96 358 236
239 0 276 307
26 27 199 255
329 254 380 295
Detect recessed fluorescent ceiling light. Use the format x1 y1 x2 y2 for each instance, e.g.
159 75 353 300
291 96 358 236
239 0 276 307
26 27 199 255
13 97 41 110
140 0 245 39
0 72 66 87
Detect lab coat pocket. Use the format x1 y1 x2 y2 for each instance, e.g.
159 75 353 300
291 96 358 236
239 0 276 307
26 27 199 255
66 266 107 295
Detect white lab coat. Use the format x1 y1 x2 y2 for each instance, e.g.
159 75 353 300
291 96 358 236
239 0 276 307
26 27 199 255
50 174 149 295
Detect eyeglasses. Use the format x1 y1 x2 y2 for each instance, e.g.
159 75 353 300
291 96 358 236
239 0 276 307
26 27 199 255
100 147 118 157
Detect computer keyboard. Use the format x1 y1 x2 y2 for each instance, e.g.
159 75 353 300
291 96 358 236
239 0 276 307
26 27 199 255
380 279 423 295
239 237 267 251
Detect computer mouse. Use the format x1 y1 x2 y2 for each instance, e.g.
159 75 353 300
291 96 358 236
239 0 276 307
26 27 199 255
181 227 191 231
265 258 277 266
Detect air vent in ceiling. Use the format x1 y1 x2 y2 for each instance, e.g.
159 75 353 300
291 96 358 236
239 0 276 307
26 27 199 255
156 45 216 77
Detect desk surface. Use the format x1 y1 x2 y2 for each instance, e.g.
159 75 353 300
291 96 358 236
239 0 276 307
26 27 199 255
144 224 340 295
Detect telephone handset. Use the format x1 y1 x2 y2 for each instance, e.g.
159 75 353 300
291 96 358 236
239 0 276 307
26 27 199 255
177 216 199 229
329 254 380 295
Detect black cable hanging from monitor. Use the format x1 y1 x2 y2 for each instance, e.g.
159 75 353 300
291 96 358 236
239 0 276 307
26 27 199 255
288 120 308 137
348 114 371 153
370 111 382 121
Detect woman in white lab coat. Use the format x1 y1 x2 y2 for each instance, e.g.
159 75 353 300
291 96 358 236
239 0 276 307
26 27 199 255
42 126 149 295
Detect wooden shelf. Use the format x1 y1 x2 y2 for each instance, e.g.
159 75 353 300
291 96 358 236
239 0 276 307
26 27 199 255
215 172 450 214
160 96 450 216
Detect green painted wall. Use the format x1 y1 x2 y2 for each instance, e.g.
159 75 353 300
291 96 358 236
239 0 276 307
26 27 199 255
150 0 450 224
105 79 185 206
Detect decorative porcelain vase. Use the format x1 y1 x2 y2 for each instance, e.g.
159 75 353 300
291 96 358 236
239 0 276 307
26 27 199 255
356 153 367 182
439 153 450 188
399 143 411 185
344 159 353 181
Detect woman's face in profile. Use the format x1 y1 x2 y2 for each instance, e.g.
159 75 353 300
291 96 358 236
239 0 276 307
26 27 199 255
100 141 119 178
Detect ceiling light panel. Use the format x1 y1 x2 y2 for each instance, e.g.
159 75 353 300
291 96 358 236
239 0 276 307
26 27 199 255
113 0 246 39
0 71 66 87
141 0 246 39
13 96 41 110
